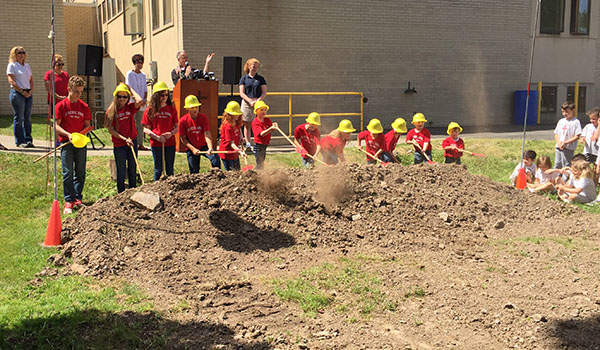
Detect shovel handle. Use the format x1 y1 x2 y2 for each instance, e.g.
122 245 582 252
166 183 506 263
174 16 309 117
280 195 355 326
274 126 328 166
462 149 486 157
413 142 434 164
33 142 70 163
129 144 145 185
356 146 384 163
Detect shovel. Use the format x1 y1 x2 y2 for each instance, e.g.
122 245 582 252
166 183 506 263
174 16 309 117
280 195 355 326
461 149 486 157
241 150 254 172
412 142 436 165
129 143 144 185
33 126 94 163
356 147 389 165
274 126 328 166
161 140 166 178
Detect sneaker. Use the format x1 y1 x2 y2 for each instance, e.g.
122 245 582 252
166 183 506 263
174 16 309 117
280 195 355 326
74 199 86 209
24 142 34 148
17 143 27 148
63 201 74 214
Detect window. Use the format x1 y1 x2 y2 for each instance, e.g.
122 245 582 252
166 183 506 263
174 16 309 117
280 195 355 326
540 0 565 34
541 86 557 113
163 0 172 25
151 0 160 29
111 0 117 18
107 0 112 19
103 32 108 54
102 1 107 23
570 0 590 34
117 0 122 13
567 86 587 112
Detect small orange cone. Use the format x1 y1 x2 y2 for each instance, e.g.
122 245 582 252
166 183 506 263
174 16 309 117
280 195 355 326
515 168 527 189
43 200 62 247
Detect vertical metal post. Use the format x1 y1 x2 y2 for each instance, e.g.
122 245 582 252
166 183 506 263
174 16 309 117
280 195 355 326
51 0 57 201
288 94 292 136
574 81 579 116
537 81 542 124
360 92 364 132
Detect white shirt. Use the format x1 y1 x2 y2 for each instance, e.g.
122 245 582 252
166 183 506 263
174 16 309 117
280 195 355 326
535 168 558 184
509 162 537 183
125 70 147 110
570 177 596 202
554 118 582 151
581 123 598 155
6 62 32 89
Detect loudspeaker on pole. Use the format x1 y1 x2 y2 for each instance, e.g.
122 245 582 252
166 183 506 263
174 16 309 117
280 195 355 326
223 56 242 85
77 44 104 77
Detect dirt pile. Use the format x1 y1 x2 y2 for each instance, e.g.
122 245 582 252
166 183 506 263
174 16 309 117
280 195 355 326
58 164 600 349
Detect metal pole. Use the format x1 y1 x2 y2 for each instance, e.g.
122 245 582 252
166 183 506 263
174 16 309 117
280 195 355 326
520 0 541 168
51 0 58 201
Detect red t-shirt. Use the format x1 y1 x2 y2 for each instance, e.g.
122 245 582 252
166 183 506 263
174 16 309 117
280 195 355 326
294 123 320 158
406 128 432 151
442 136 465 158
252 117 273 145
141 105 178 147
358 130 385 160
320 135 345 155
55 98 92 143
44 70 69 104
110 103 139 148
383 130 401 153
218 123 241 160
179 112 210 149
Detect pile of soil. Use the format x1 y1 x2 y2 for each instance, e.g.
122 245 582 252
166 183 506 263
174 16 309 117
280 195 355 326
58 164 600 349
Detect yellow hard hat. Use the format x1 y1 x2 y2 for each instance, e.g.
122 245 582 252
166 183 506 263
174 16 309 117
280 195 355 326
337 119 356 133
224 100 243 116
253 100 269 114
72 132 90 148
184 95 201 109
113 83 131 96
366 118 383 134
152 81 169 94
447 122 463 135
411 113 427 124
306 112 321 126
391 118 407 133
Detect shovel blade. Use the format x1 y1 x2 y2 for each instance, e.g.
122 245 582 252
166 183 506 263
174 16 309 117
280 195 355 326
242 164 254 172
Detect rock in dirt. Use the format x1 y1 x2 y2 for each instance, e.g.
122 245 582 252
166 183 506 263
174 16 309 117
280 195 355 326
494 220 505 229
351 214 361 221
532 314 547 323
130 191 161 210
439 212 450 222
70 263 88 275
47 253 66 267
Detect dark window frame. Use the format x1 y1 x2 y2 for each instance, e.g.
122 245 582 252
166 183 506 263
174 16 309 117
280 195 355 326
540 0 565 34
541 86 558 113
570 0 590 35
566 86 587 113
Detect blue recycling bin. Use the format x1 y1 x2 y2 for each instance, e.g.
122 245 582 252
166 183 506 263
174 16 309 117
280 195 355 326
514 90 538 126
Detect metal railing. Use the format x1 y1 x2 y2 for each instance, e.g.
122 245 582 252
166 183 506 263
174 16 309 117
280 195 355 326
218 91 364 135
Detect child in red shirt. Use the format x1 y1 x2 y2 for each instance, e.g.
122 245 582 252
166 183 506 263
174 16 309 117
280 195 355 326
251 101 277 169
179 95 221 173
406 113 432 164
294 112 321 167
320 119 356 165
104 83 145 193
357 118 385 164
142 81 179 180
382 117 407 163
218 101 246 171
55 76 92 214
442 122 465 164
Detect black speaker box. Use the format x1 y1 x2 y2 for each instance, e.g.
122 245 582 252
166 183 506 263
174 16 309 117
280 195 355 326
223 56 242 85
77 45 104 76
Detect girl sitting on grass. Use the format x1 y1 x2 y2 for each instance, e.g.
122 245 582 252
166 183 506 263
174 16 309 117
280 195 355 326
527 155 559 193
556 159 597 204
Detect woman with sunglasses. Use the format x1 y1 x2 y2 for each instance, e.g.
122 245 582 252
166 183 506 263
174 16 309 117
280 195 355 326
44 54 69 111
104 83 145 193
142 81 178 180
6 46 34 148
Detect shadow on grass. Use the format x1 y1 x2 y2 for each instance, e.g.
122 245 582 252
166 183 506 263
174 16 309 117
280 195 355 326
0 309 273 350
548 315 600 349
210 209 296 253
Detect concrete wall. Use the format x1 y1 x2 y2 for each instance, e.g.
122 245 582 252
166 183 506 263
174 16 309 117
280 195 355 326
182 0 531 132
0 1 67 116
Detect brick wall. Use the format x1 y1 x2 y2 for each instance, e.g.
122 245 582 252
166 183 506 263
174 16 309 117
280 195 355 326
182 0 530 132
0 1 67 116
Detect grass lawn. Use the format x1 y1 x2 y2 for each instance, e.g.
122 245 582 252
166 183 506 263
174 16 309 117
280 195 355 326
0 120 598 348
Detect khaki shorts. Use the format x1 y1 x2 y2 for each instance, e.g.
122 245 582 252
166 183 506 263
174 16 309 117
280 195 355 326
241 100 255 122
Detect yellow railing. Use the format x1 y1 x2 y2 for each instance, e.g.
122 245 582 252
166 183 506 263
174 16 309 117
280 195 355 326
218 91 364 135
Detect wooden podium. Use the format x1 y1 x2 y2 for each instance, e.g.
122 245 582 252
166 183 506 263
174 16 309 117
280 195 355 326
172 79 219 152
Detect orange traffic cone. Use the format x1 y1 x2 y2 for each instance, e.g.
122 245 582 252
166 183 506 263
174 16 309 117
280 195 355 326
515 168 527 189
43 200 62 247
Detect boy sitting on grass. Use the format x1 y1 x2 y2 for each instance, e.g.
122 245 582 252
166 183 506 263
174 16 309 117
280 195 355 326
509 150 537 186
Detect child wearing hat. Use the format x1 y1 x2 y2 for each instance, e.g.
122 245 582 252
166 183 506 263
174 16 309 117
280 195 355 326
405 113 432 164
357 118 385 164
442 122 465 164
320 119 356 165
294 112 322 167
218 101 246 171
179 94 221 173
251 100 278 170
382 118 407 163
104 83 145 193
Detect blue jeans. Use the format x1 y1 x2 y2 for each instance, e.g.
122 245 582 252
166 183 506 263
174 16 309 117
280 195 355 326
301 157 314 167
414 150 432 164
222 158 240 171
9 89 33 145
61 143 87 202
253 143 268 169
151 145 175 180
186 146 221 173
445 156 461 164
113 140 138 193
381 152 398 163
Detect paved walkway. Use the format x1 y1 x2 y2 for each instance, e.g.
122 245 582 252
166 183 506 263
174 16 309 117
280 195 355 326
0 128 556 156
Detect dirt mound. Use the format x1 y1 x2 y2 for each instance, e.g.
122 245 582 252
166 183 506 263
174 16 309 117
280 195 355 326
58 164 600 349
